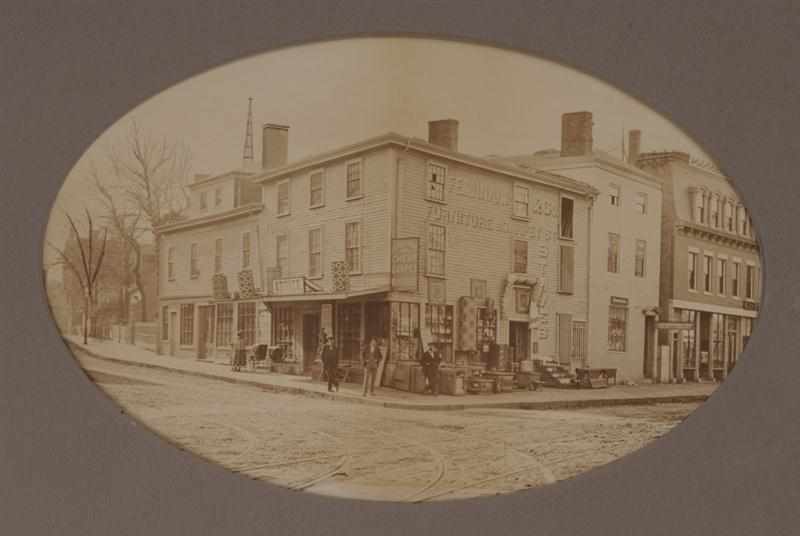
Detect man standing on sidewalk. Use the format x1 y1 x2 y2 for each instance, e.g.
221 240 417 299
361 337 382 397
321 336 339 392
421 342 441 395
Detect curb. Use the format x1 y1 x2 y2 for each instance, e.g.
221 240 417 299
69 341 711 412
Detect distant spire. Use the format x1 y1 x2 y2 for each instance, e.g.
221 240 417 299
242 97 254 170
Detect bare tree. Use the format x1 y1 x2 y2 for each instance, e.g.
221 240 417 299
47 210 109 345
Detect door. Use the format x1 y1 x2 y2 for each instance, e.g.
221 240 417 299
556 313 573 366
169 312 178 356
571 320 587 367
302 314 320 372
509 321 529 365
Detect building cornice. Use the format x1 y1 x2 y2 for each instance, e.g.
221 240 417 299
675 219 759 252
188 170 255 189
155 203 263 235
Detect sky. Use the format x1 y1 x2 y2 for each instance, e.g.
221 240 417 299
45 36 711 277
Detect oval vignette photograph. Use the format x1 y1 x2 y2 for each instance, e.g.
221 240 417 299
43 37 763 502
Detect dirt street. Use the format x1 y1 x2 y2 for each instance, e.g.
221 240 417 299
76 350 699 502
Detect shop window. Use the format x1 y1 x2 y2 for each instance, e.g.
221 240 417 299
337 303 362 361
513 287 531 314
608 305 627 352
310 170 324 208
513 184 529 219
345 222 362 274
476 307 497 351
710 313 725 368
634 239 646 278
512 239 528 273
688 252 698 290
425 303 453 362
167 246 175 281
346 160 362 199
215 303 233 347
470 279 487 300
607 233 620 273
276 234 288 277
273 306 295 360
237 302 256 346
390 302 420 361
277 180 290 216
559 245 575 293
560 196 574 239
161 306 169 340
427 224 446 276
190 243 200 279
717 258 727 295
180 304 194 346
679 309 697 368
704 255 713 292
242 232 251 269
428 163 446 202
308 228 322 278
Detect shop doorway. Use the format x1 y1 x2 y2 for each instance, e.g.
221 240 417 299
302 314 320 372
509 321 530 367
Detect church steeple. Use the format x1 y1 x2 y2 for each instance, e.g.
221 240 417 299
242 97 255 170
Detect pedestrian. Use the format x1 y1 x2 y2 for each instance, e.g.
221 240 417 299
232 330 246 372
321 336 339 392
361 337 382 397
420 342 442 395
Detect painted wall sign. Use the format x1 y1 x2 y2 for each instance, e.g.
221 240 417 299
610 296 629 306
391 237 420 292
426 204 556 240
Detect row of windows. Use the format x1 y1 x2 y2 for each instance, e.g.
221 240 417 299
690 188 752 237
198 187 224 211
276 160 363 217
687 251 759 300
608 184 648 215
607 234 648 278
166 232 252 281
164 302 257 347
275 221 363 279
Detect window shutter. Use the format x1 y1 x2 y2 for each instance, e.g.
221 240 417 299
559 245 574 294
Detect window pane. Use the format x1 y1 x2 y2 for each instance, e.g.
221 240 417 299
429 164 446 201
560 197 574 238
608 305 627 351
607 233 620 273
346 162 362 198
513 240 528 273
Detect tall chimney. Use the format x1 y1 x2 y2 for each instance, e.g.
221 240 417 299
262 123 289 170
561 111 593 157
428 119 459 152
627 129 641 165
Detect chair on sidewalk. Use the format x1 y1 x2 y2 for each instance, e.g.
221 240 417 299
248 344 269 370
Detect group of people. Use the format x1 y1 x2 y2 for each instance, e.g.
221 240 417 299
320 335 384 397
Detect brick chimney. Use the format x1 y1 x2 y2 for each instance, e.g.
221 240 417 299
561 111 593 157
262 123 289 170
627 129 641 165
428 119 459 152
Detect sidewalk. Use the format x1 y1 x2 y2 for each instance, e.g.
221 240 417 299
65 336 717 411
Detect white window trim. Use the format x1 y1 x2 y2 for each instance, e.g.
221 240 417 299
609 183 621 207
511 182 530 221
309 168 326 209
345 158 364 201
426 160 448 204
511 238 529 274
558 194 576 241
688 250 698 292
307 226 324 280
277 179 291 217
344 218 364 275
716 256 727 296
426 222 447 278
189 243 200 280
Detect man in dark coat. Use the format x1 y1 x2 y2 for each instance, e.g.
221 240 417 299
420 342 442 395
321 336 339 392
361 337 382 397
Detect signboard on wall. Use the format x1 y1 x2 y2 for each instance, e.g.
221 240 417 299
391 237 420 292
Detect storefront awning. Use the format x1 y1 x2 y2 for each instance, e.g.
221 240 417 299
261 285 392 304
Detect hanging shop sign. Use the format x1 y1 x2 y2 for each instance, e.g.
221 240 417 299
391 237 420 292
610 296 629 306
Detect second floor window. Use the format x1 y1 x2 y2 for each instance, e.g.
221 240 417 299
513 184 529 219
560 197 574 239
607 233 620 273
214 238 223 273
513 239 528 273
167 247 176 281
717 258 727 294
634 239 646 278
731 262 740 297
688 252 698 290
345 222 362 273
428 163 446 202
276 235 288 277
704 255 713 292
308 228 322 278
277 181 290 216
346 161 362 199
427 224 446 276
190 243 199 279
242 232 251 269
746 265 755 299
310 170 324 207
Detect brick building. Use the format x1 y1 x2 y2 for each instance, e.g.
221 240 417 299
635 150 760 381
499 112 664 382
254 120 598 378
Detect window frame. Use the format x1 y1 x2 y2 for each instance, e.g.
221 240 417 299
688 251 699 291
214 187 222 207
427 161 447 203
609 184 621 207
199 191 208 211
717 257 727 295
215 302 234 348
241 231 251 270
237 301 256 346
308 226 323 279
276 234 289 278
513 286 532 314
559 195 575 240
703 254 714 293
214 237 223 274
512 239 528 274
731 261 741 297
634 239 647 278
512 183 530 220
167 246 176 281
309 168 325 208
608 304 628 352
607 232 621 273
558 244 575 294
345 220 363 275
427 223 446 277
189 243 200 279
180 303 195 347
345 158 364 200
634 192 647 215
276 179 291 217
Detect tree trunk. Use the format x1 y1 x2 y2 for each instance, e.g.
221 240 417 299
83 295 89 345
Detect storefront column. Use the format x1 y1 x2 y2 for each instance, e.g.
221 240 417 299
722 315 730 380
694 313 701 381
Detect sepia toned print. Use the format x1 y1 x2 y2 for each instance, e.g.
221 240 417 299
43 37 761 502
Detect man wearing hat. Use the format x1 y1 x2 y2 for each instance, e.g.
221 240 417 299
321 336 339 392
232 329 247 372
420 342 442 395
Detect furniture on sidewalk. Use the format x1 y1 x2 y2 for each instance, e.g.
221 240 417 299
574 367 617 388
248 344 269 370
513 371 542 391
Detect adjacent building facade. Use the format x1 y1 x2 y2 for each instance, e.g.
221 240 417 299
635 150 760 381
